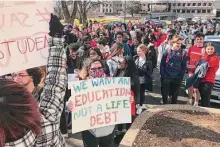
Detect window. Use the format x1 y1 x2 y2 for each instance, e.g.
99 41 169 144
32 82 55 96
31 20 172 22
102 9 105 12
173 3 176 6
143 4 146 6
183 3 185 6
192 10 195 13
178 3 181 6
109 9 112 13
182 10 185 13
193 3 196 6
177 9 180 13
197 10 201 13
187 3 190 6
120 4 122 7
187 10 191 13
173 10 175 12
198 3 201 6
106 9 108 13
203 3 207 6
209 3 212 6
202 10 206 13
207 10 211 13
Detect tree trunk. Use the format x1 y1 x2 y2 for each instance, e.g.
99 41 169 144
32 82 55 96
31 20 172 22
61 1 78 24
82 12 87 26
82 1 87 26
69 1 78 24
61 1 70 23
78 1 83 24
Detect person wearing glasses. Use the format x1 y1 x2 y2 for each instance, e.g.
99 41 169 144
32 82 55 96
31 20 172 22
81 48 103 70
0 13 67 146
13 68 42 101
67 59 115 147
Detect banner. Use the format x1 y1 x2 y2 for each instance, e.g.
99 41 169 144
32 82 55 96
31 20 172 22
70 77 131 134
0 1 53 76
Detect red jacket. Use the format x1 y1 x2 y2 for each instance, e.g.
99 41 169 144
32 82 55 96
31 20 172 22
90 39 97 48
200 55 219 84
187 45 203 74
153 32 167 48
130 90 136 116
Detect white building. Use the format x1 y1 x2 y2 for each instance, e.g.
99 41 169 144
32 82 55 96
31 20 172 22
170 0 215 18
88 0 220 19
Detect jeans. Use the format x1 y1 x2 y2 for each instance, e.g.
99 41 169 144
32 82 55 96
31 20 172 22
198 82 214 107
82 130 115 147
161 78 182 104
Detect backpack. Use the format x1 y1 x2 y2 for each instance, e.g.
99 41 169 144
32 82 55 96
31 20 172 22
165 49 186 66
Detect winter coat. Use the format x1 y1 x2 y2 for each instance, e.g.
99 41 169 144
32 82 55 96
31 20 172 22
134 56 153 91
185 59 209 89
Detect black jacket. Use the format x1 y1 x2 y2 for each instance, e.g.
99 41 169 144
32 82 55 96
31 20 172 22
124 56 140 102
134 56 153 91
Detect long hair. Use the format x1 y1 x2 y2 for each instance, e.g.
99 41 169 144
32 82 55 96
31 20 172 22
0 78 42 146
205 42 216 55
110 43 123 57
26 67 42 86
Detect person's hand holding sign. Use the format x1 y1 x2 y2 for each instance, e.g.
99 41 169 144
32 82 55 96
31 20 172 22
67 100 75 112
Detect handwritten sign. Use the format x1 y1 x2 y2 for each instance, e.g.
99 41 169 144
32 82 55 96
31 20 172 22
0 1 53 76
70 77 131 134
68 74 79 89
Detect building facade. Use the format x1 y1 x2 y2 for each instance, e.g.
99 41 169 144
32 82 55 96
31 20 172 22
88 0 219 19
170 0 215 18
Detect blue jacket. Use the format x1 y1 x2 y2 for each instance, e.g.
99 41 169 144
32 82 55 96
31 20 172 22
185 59 209 89
160 49 187 79
123 43 132 57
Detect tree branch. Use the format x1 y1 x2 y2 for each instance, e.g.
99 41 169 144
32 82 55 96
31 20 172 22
85 1 101 13
61 1 70 21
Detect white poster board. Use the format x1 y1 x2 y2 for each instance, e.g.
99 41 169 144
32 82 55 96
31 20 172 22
0 1 53 76
70 77 131 134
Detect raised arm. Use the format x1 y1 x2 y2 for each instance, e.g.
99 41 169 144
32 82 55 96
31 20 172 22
39 38 67 122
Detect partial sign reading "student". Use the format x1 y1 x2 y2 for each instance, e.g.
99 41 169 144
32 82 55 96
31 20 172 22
0 1 53 76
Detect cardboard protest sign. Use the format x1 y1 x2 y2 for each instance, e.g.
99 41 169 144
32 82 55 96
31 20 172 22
0 1 53 76
70 77 131 134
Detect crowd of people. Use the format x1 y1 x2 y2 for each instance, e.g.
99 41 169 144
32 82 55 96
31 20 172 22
0 13 219 147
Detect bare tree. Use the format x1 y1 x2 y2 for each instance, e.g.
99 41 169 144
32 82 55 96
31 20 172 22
126 1 142 17
60 0 78 24
54 1 64 19
77 0 102 26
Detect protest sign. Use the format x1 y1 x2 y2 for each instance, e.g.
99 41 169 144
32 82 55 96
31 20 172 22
70 77 131 134
0 1 53 76
68 74 79 89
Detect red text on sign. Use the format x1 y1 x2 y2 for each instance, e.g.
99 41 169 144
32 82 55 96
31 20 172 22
90 111 118 127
